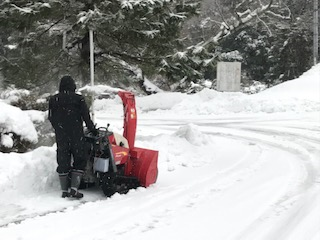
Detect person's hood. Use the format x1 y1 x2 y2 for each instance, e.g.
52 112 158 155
59 76 76 93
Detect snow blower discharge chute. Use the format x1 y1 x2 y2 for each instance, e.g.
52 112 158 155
82 91 158 197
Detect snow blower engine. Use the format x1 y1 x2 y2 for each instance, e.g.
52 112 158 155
82 91 158 197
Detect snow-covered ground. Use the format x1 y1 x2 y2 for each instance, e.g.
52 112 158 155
0 64 319 240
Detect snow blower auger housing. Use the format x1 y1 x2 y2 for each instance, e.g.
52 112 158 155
82 91 158 197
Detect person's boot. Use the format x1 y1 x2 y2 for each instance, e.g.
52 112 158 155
59 173 70 198
70 170 84 199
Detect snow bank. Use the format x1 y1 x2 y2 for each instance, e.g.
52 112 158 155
253 64 320 101
94 91 185 115
0 101 38 144
78 85 123 98
94 96 123 113
137 92 185 111
133 65 320 115
132 88 319 116
0 147 58 198
93 64 320 117
24 110 46 123
136 124 216 172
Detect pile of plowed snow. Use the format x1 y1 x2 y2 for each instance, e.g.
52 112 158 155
95 64 320 116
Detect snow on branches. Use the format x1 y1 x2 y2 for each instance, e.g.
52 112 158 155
204 0 291 46
9 2 51 14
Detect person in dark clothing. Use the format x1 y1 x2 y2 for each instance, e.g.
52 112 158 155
48 75 97 199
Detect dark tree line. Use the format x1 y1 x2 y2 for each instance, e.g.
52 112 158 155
0 0 318 92
0 0 199 92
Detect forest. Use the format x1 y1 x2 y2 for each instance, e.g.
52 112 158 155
0 0 317 94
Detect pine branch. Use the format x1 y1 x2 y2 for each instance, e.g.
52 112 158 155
203 0 290 46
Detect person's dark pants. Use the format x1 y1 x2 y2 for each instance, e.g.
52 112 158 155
55 129 86 174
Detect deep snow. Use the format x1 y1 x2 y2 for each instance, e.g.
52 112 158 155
0 64 319 240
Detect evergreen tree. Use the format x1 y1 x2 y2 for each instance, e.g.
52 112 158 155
267 23 313 84
0 0 316 92
216 0 314 85
0 0 200 90
176 0 315 89
218 26 271 83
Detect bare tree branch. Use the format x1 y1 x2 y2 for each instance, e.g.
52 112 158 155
256 14 273 36
214 0 230 30
265 10 291 20
236 0 251 9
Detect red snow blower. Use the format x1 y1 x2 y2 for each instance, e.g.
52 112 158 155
82 91 158 197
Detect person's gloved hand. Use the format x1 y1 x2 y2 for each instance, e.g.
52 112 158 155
91 128 98 136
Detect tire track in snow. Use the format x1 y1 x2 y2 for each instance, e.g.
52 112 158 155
195 120 320 240
145 117 320 239
137 116 320 239
137 117 318 239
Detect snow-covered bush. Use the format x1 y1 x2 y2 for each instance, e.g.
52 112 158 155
0 101 38 152
0 87 49 111
186 80 213 94
242 81 267 94
0 87 30 103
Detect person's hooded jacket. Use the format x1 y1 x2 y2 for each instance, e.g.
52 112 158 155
48 76 95 135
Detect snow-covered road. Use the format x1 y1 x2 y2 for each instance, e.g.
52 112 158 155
136 113 320 240
196 115 320 240
0 112 319 240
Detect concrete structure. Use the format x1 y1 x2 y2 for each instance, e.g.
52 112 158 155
217 62 241 92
